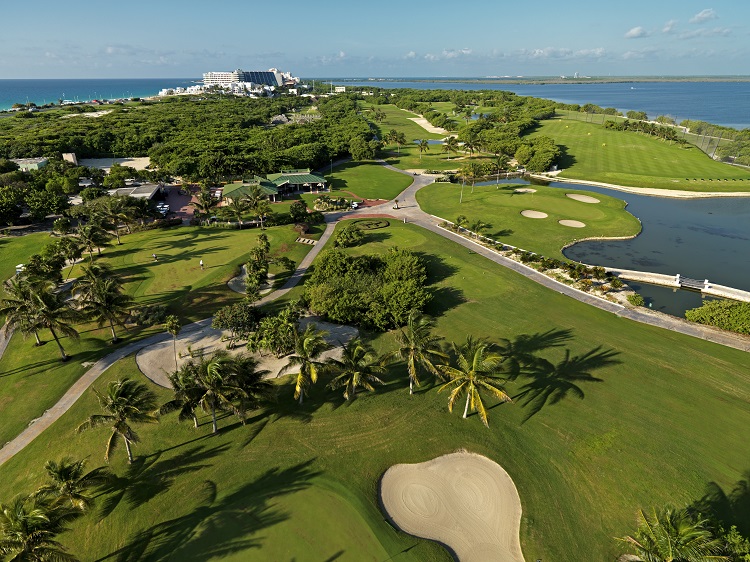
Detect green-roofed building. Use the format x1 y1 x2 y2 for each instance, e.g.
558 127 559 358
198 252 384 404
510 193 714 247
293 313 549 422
266 168 327 195
222 177 280 202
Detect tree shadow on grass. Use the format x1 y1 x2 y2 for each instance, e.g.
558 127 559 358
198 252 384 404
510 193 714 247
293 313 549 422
96 459 320 562
689 471 750 537
97 443 231 518
497 329 573 381
364 231 392 244
512 346 620 423
489 228 514 238
556 145 577 170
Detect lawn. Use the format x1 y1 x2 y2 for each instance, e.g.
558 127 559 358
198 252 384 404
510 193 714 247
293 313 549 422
323 161 413 201
1 221 750 560
0 223 313 448
531 116 750 191
416 180 642 258
0 232 49 284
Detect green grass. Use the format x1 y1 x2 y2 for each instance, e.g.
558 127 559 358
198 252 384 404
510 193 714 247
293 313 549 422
417 181 641 258
531 116 750 190
0 233 49 284
323 161 413 200
0 224 313 448
2 221 750 560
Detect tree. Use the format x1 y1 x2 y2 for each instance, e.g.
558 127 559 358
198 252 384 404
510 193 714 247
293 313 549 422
76 378 159 463
75 223 111 261
326 338 386 401
74 276 133 343
190 187 218 224
436 336 511 427
211 302 260 349
289 200 309 223
617 506 726 561
0 277 45 346
33 282 81 361
164 315 181 371
0 493 81 562
334 222 364 248
443 136 459 159
35 458 111 512
416 139 429 161
158 367 203 429
386 309 447 395
469 219 489 239
225 196 249 229
278 323 331 405
254 199 272 230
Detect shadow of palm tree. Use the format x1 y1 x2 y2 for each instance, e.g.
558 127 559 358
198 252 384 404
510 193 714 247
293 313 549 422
513 346 620 423
96 460 320 561
98 443 230 518
497 329 573 381
689 471 750 536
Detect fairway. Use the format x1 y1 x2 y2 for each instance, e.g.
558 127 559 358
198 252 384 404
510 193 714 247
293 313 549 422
531 117 750 191
0 224 311 448
324 161 412 200
417 181 641 258
2 221 750 560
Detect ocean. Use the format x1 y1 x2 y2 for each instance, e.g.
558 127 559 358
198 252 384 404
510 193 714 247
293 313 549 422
0 78 197 111
331 79 750 130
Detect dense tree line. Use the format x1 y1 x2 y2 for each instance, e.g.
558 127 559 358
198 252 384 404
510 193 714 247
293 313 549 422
685 299 750 334
604 118 687 143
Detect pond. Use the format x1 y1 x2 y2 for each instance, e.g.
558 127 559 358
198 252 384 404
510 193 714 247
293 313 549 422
475 178 750 316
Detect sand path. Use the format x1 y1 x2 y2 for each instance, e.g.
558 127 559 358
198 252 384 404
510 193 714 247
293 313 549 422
380 452 525 562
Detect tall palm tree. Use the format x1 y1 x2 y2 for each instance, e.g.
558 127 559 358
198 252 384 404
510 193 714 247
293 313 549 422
33 282 81 362
416 139 429 161
278 323 331 405
617 506 726 561
385 310 447 395
159 367 203 429
34 458 111 512
326 338 387 401
436 336 511 427
74 276 132 343
0 493 81 562
443 136 459 160
76 378 159 463
190 187 218 224
75 222 111 261
226 197 249 229
164 315 181 372
0 277 44 346
254 199 272 230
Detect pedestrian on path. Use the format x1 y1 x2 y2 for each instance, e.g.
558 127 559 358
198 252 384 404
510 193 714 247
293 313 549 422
199 259 204 270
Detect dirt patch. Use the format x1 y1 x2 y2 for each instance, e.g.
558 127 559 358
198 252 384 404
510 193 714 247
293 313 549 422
380 451 525 562
559 219 586 228
520 210 548 219
566 193 600 204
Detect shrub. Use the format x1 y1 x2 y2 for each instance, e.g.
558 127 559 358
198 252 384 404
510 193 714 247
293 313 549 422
610 277 624 289
685 300 750 334
627 293 645 307
334 223 365 248
128 304 167 327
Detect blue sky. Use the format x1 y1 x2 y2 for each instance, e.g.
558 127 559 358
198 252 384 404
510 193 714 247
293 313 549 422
1 0 748 78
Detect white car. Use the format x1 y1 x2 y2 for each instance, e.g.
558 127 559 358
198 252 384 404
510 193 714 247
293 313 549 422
351 202 359 209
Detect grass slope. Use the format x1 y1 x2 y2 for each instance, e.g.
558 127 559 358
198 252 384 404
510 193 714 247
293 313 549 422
531 117 750 190
0 224 311 447
417 181 641 258
323 161 412 201
1 222 749 560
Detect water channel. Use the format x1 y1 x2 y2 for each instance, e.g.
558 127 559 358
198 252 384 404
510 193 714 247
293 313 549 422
474 178 750 317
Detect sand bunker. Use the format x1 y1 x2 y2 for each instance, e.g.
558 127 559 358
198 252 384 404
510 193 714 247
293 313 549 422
566 193 600 204
559 219 586 228
520 210 547 219
514 188 537 194
79 157 151 172
380 452 524 562
407 117 448 135
135 317 358 388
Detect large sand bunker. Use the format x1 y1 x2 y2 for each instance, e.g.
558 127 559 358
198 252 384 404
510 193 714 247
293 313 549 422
514 188 537 194
566 193 600 204
380 452 525 562
520 210 547 219
559 219 586 228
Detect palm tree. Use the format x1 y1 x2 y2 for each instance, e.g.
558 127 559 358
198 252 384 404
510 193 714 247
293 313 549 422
75 222 111 261
493 153 510 186
226 197 249 229
33 282 81 362
159 367 203 429
76 378 159 463
393 131 406 154
416 139 429 161
164 315 181 372
74 276 132 344
436 336 511 427
0 493 81 562
617 506 726 561
278 323 331 405
386 310 447 395
254 199 272 230
443 136 459 160
34 458 111 512
469 219 489 239
190 187 218 224
0 277 44 346
326 338 387 401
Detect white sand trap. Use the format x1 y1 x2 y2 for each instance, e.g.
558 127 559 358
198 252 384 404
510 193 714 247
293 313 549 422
79 157 151 172
514 188 537 194
380 452 525 562
559 219 586 228
566 193 600 204
136 317 358 388
407 117 448 135
520 210 547 219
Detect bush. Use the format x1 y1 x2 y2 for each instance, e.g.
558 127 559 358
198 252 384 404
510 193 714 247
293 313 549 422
334 223 364 248
133 217 182 231
610 277 624 289
128 304 167 327
685 300 750 334
627 293 646 307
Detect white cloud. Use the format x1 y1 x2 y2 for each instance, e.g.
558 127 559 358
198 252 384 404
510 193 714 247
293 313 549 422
662 19 677 33
404 51 416 59
678 26 731 39
517 47 605 60
625 26 650 39
689 8 716 24
622 47 659 60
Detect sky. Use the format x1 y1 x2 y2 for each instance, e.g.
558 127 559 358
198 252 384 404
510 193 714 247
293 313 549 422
1 0 748 79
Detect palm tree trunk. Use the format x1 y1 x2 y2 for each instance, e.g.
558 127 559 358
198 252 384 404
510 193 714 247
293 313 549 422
299 393 304 405
33 331 41 346
409 378 414 395
211 404 218 434
463 393 471 418
173 337 178 371
192 413 198 428
123 437 133 463
48 326 69 361
109 318 118 343
114 228 121 245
